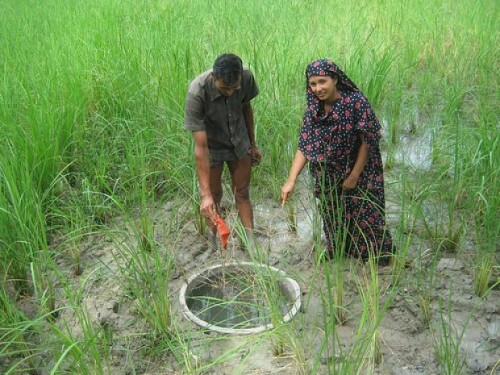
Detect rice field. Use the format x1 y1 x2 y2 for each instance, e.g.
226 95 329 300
0 0 498 374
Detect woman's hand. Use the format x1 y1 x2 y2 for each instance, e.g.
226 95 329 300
281 150 308 205
342 174 359 190
281 181 295 205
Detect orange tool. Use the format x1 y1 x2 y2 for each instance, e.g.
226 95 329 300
216 215 230 249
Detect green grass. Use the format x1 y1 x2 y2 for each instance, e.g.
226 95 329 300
0 0 498 373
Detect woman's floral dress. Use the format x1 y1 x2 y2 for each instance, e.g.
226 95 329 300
298 59 394 259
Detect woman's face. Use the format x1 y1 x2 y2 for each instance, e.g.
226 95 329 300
308 75 339 103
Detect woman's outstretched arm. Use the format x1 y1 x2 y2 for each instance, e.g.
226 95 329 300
281 150 308 204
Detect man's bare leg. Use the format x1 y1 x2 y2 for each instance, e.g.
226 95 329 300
204 164 224 250
228 155 253 229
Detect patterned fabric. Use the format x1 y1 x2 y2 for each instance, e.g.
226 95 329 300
299 59 393 259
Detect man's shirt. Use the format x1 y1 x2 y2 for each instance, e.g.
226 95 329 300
184 68 259 160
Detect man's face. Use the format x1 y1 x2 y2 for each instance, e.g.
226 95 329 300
213 75 241 97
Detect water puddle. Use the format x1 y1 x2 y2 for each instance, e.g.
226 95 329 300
186 274 291 329
254 196 315 247
180 263 302 334
380 114 435 170
394 132 433 170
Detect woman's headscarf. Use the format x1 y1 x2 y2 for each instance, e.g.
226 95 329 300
305 59 359 119
299 59 382 163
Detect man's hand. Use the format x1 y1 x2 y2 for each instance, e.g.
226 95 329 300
200 195 217 225
248 145 262 166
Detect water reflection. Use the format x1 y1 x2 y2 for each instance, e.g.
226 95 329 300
187 275 291 329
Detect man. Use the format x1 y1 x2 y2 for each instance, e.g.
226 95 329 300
184 53 261 253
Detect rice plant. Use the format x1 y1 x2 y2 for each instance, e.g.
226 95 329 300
414 248 441 327
109 225 174 337
356 258 383 368
0 0 498 373
472 171 499 298
432 293 484 375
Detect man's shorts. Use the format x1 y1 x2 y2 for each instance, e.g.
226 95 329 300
209 151 238 168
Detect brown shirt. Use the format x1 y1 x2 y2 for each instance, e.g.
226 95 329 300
184 68 259 160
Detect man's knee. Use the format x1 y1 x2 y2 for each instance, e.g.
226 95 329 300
233 185 250 202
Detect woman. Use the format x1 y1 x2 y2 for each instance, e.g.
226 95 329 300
281 59 394 262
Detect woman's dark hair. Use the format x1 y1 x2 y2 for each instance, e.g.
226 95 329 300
213 54 243 85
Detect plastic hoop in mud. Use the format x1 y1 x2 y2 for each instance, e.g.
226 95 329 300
179 262 301 335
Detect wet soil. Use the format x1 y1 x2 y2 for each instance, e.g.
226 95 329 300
8 175 500 374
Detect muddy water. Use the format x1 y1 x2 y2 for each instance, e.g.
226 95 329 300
394 132 433 170
254 199 315 246
186 276 291 329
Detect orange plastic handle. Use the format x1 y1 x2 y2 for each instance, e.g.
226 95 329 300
216 215 230 249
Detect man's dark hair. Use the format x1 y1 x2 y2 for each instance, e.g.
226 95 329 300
213 54 243 85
